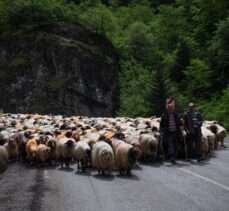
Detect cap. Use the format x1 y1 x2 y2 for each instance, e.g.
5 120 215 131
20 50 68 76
188 102 195 107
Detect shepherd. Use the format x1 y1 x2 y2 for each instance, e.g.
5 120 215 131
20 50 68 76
183 103 204 162
160 98 182 164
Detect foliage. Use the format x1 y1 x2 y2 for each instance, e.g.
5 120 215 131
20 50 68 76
117 59 152 117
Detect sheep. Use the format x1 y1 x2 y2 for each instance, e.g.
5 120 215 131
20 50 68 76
201 126 215 151
0 130 10 146
204 121 227 148
26 139 38 165
0 146 8 172
13 132 25 146
58 137 75 168
138 133 159 162
74 141 91 172
4 137 18 161
18 139 28 162
36 144 51 165
201 137 209 157
213 124 226 148
91 141 114 175
46 138 59 164
37 135 49 145
112 140 139 175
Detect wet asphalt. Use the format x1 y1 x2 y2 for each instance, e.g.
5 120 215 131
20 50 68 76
0 138 229 211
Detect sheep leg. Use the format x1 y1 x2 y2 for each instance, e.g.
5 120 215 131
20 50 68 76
102 170 105 176
77 161 80 170
98 170 101 174
82 160 86 172
221 141 226 148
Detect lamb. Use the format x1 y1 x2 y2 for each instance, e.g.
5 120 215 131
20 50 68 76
58 137 75 168
0 146 8 172
112 140 139 175
91 141 114 175
138 133 159 162
4 137 18 160
74 141 91 172
36 144 51 164
26 139 38 164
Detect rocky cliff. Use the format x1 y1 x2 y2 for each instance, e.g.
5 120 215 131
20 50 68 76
0 23 119 117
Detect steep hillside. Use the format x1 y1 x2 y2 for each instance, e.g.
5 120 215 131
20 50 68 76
0 23 119 116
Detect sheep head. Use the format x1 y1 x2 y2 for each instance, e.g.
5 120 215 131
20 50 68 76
65 140 74 148
65 131 72 138
128 147 139 164
47 139 57 150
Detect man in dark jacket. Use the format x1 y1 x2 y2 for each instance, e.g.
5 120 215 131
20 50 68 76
183 103 204 162
160 104 182 164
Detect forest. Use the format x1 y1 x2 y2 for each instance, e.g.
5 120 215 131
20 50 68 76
0 0 228 128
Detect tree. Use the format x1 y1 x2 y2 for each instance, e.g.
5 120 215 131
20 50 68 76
185 59 213 98
208 15 229 91
79 3 116 38
126 21 154 63
117 59 152 117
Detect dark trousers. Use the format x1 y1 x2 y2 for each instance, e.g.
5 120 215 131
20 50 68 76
165 132 180 159
187 129 201 158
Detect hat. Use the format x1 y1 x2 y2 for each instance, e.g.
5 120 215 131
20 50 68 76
166 97 175 109
188 102 195 107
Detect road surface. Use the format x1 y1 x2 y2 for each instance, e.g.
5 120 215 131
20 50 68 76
0 138 229 211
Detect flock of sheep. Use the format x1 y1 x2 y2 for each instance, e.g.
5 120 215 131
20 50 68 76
0 113 227 175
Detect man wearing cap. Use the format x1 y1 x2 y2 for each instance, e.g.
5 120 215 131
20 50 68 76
160 103 182 164
183 103 204 162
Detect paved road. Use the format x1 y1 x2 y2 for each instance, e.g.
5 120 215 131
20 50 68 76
1 138 229 211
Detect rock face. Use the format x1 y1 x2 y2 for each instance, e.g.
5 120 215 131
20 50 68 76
0 23 119 117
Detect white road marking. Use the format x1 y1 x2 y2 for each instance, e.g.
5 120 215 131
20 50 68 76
179 168 229 191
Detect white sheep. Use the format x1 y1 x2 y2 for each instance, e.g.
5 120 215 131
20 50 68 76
204 121 227 148
112 140 139 175
74 141 91 172
214 124 226 148
58 137 75 168
92 141 114 175
201 125 215 151
0 146 8 172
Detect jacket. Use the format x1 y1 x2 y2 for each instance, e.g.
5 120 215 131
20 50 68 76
160 112 182 139
183 111 203 136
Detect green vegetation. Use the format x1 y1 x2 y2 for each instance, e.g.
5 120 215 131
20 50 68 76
0 0 229 127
